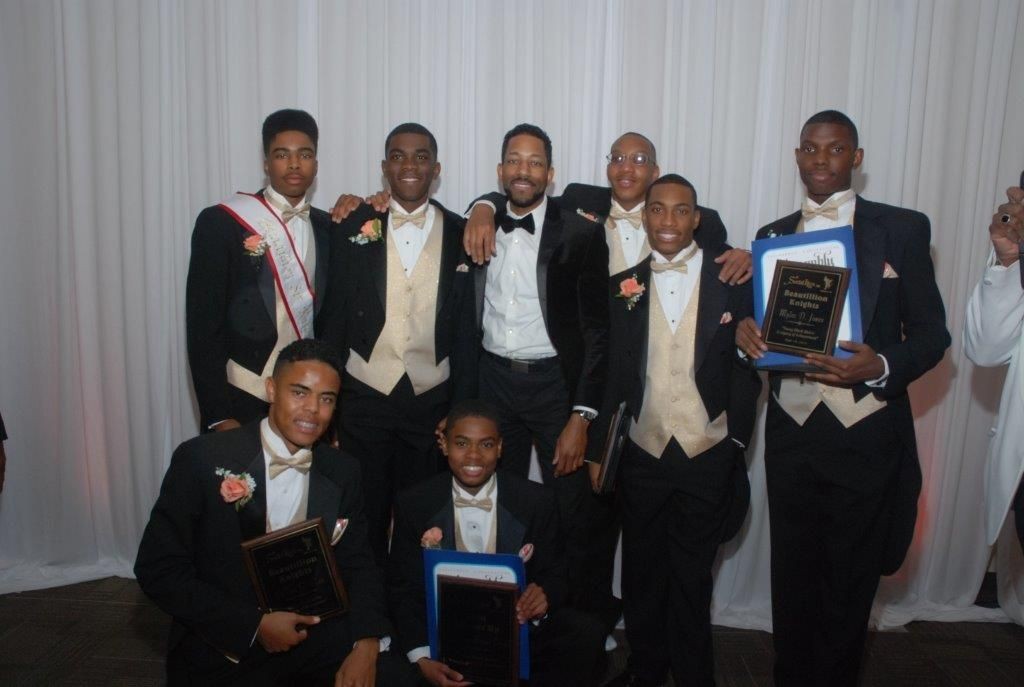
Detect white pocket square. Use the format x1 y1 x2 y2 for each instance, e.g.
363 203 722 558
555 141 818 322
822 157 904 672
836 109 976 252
882 262 899 279
330 518 349 546
456 263 470 273
720 312 733 325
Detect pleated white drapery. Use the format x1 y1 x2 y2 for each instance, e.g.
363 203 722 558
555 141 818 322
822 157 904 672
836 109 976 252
0 0 1022 628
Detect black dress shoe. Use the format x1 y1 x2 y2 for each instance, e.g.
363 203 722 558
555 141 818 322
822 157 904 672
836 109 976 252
602 668 665 687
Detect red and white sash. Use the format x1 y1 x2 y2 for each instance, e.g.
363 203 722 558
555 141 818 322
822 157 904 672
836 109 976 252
218 192 315 338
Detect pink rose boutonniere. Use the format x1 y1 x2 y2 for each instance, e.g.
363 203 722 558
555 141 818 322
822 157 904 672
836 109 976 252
420 527 443 549
616 274 646 310
243 234 268 257
350 218 383 245
518 543 534 563
331 518 350 546
215 467 256 510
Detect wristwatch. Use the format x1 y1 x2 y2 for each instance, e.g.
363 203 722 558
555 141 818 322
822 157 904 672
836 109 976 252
574 409 597 423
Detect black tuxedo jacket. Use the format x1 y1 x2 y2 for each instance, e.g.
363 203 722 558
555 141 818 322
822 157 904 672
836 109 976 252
134 422 390 661
317 200 477 401
185 190 330 428
593 247 761 537
474 197 610 410
474 183 729 251
758 196 951 573
386 472 566 654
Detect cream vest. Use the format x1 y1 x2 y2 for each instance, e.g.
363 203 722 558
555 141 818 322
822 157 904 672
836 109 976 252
605 217 650 276
630 277 728 458
345 223 449 395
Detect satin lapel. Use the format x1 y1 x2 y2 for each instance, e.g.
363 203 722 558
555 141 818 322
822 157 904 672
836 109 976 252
254 193 277 321
474 262 487 329
236 429 268 542
852 198 885 336
496 503 526 555
368 210 389 310
536 201 562 330
776 213 800 237
434 204 460 318
695 252 728 372
312 216 329 315
305 448 341 532
632 260 653 421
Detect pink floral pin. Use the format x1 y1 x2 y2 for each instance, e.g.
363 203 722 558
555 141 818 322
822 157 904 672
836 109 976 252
420 527 443 549
331 518 349 546
243 234 268 257
616 275 645 310
214 467 256 510
518 543 534 563
720 312 733 325
350 218 383 245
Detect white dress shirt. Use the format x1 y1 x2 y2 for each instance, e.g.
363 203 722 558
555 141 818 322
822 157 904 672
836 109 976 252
261 419 309 533
610 199 648 268
388 199 437 275
481 199 557 359
651 247 703 334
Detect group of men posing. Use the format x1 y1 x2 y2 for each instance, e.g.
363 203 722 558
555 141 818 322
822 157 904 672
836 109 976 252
134 107 951 687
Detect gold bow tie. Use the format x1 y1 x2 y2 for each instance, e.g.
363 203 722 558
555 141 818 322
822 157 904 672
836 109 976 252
453 495 493 512
800 200 840 222
650 243 699 274
278 203 311 223
391 209 427 229
609 206 644 229
268 449 313 478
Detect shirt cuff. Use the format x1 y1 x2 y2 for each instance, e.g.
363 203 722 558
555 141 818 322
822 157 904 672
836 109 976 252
864 354 890 387
464 200 497 218
407 645 431 663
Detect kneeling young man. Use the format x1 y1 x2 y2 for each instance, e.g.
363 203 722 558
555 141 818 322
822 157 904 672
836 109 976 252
594 175 761 687
387 399 605 686
135 339 411 686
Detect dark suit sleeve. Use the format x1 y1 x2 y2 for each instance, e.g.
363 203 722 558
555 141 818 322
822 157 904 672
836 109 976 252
726 279 762 447
694 206 729 250
574 223 611 409
185 207 239 428
134 443 263 658
560 183 610 215
386 494 431 653
465 191 508 216
874 214 951 396
329 455 393 640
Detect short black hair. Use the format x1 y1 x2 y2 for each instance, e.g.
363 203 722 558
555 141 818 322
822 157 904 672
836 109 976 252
645 173 698 208
385 122 438 157
802 110 859 149
273 338 342 378
614 131 658 164
445 399 502 436
501 123 552 166
262 109 319 155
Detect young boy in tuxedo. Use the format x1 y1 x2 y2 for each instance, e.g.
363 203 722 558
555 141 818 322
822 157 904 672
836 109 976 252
386 399 604 686
594 175 761 687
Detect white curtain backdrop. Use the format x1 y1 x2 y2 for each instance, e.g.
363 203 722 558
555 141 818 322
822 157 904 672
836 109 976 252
1 0 1023 630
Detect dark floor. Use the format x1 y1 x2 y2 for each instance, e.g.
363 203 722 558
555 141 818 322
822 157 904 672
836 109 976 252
0 577 1022 686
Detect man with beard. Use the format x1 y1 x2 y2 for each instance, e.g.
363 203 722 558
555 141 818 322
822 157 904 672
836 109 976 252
470 123 610 616
317 123 477 564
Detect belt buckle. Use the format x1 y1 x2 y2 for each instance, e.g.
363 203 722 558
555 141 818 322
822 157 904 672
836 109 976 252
510 359 531 374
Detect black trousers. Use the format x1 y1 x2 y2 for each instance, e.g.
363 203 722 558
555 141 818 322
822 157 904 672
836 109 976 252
338 373 450 564
619 438 738 687
167 614 416 686
765 403 901 687
477 353 592 607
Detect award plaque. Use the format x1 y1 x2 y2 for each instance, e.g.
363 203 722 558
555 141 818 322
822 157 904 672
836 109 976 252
437 575 520 686
761 260 851 357
241 517 348 618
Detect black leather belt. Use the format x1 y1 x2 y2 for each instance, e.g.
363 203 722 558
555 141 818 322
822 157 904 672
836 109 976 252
484 350 559 374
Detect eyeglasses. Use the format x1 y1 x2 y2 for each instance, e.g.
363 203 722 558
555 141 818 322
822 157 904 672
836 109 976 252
606 152 653 166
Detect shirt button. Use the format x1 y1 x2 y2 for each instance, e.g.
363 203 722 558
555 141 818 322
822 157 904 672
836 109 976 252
514 239 519 244
510 270 516 276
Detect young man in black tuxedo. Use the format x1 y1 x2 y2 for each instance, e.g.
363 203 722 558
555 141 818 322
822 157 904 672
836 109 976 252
471 123 610 614
594 175 761 687
736 110 951 686
387 399 604 686
186 109 330 432
135 339 412 686
317 123 477 564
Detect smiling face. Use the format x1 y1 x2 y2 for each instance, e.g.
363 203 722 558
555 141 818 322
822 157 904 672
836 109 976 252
382 132 440 212
264 359 340 454
498 133 554 213
643 181 701 260
606 134 660 210
263 130 318 204
442 415 502 495
795 122 863 204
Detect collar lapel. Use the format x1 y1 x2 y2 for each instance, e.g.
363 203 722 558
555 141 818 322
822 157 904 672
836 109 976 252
434 202 460 318
312 215 329 315
370 210 389 310
852 197 885 335
694 253 728 371
255 191 277 320
536 200 562 328
495 474 526 554
236 426 268 541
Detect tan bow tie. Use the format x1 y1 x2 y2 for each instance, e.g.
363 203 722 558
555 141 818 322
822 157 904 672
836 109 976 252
800 199 841 222
391 209 427 229
268 448 313 479
277 203 310 223
650 243 699 274
454 495 493 512
609 205 644 229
